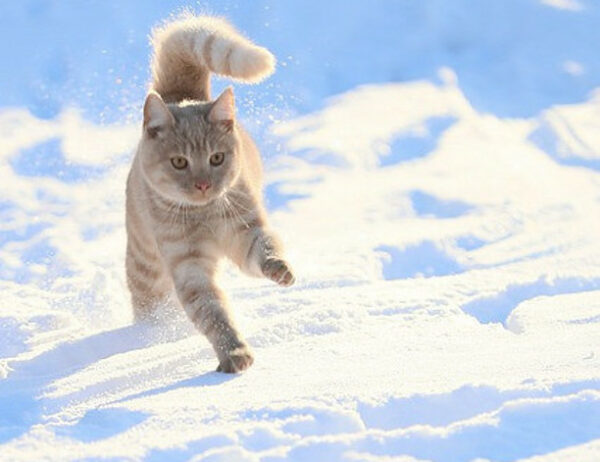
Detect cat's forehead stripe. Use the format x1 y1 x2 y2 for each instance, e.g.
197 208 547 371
172 113 210 154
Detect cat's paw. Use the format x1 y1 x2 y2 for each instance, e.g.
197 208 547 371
261 258 296 287
216 345 254 373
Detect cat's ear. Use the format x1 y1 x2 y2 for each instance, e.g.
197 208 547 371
208 87 235 131
143 92 174 138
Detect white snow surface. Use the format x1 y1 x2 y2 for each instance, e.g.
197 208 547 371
2 2 600 461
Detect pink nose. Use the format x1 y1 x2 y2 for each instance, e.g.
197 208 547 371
195 181 211 192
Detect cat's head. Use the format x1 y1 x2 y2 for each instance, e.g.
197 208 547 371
138 88 241 206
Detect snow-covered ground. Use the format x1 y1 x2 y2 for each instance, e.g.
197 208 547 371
1 1 600 461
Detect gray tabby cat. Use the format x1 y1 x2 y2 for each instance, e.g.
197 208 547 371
125 15 295 373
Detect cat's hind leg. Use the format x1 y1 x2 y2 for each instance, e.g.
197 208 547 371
126 239 172 322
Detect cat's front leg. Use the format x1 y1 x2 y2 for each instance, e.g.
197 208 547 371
261 255 295 287
168 254 253 372
230 226 296 287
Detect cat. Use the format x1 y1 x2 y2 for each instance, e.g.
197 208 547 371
125 15 295 373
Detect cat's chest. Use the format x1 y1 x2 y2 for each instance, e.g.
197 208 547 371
168 210 238 246
153 215 231 262
184 214 232 239
148 200 244 254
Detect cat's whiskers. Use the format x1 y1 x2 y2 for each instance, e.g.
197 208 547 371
163 199 180 228
220 196 236 234
215 194 239 238
227 188 252 203
223 194 250 230
197 198 220 239
226 194 253 216
218 195 234 234
182 202 189 227
226 192 254 217
174 201 185 227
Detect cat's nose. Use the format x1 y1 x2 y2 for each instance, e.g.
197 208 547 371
195 181 211 192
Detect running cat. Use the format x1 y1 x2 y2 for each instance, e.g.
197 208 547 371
125 15 295 373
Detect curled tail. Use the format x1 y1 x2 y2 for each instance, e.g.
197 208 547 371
150 15 276 103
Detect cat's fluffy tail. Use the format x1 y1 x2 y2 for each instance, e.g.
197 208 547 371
150 14 275 103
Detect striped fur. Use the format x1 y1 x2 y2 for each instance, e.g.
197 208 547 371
151 14 275 103
126 15 293 373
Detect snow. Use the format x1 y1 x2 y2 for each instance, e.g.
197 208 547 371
1 1 600 461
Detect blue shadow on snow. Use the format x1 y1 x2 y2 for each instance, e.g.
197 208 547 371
462 276 600 325
55 408 149 443
265 181 309 211
380 116 456 166
378 242 463 279
410 190 473 218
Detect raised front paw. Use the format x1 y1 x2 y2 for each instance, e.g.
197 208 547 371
216 345 255 373
261 258 296 287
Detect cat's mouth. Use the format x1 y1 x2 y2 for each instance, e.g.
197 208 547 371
189 195 215 206
187 188 223 206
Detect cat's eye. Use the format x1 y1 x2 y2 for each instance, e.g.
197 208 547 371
171 156 188 169
210 152 225 166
